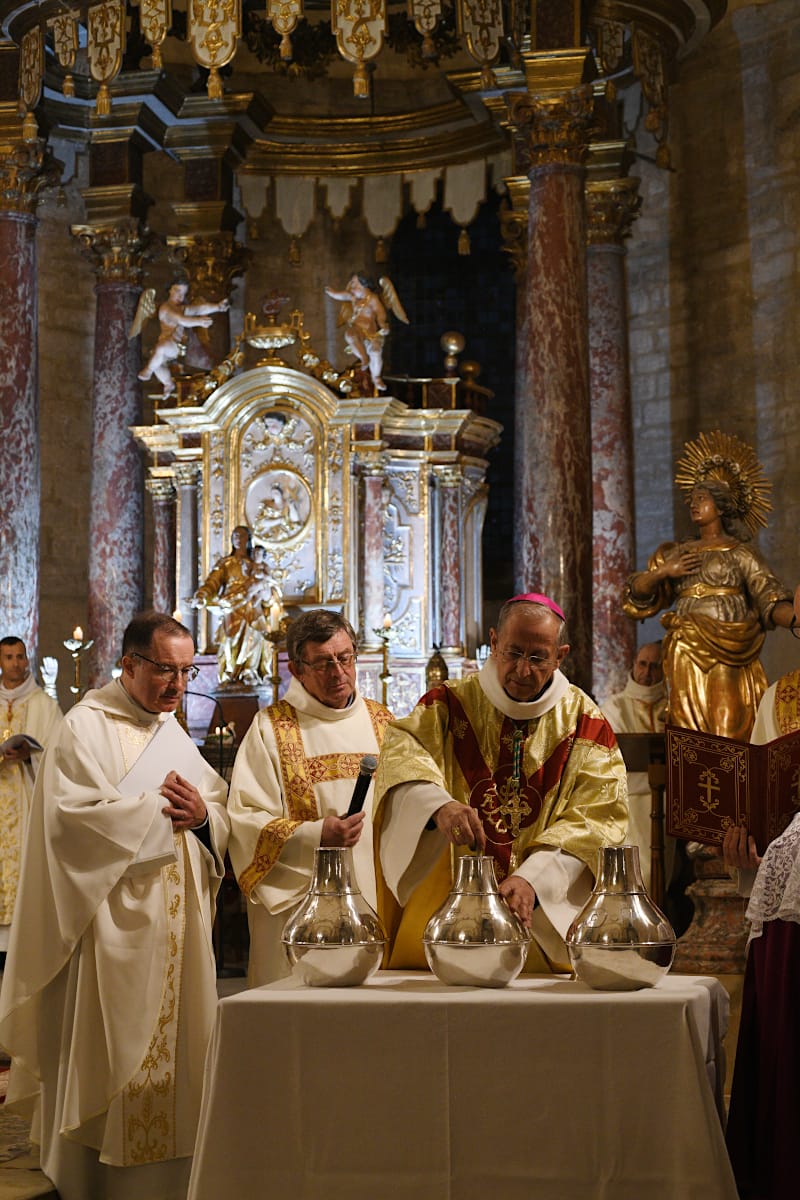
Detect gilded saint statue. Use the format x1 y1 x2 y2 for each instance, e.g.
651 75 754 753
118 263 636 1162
623 431 795 741
324 274 409 394
130 280 230 399
191 526 286 686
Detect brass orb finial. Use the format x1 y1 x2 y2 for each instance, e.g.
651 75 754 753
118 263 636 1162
440 331 465 376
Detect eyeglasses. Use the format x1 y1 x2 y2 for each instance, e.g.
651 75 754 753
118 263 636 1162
299 652 358 674
131 652 199 682
495 648 558 669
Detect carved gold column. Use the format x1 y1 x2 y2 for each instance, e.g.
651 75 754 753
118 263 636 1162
71 221 152 685
507 52 594 690
147 474 177 616
0 106 56 656
175 461 201 642
587 164 642 701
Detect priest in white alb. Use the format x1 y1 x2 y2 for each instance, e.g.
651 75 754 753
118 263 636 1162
0 612 229 1200
374 594 628 972
0 635 63 948
228 609 393 986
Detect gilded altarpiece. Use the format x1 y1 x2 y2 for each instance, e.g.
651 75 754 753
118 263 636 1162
134 365 501 717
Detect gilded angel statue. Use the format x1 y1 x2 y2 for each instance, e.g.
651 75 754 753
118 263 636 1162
324 274 409 393
130 280 230 399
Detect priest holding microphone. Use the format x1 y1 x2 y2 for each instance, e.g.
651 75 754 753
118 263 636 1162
227 609 393 986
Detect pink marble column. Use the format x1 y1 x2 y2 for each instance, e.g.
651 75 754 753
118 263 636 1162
436 467 463 652
175 462 201 641
508 76 594 690
587 179 641 701
0 207 39 655
360 463 385 648
86 277 145 684
147 477 177 615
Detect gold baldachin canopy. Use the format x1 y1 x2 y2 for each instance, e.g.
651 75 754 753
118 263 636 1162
674 430 773 535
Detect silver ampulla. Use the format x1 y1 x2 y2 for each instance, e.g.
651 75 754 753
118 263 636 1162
566 844 676 991
281 846 386 986
423 854 531 987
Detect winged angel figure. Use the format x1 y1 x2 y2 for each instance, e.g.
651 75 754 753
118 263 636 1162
130 281 230 399
324 274 409 392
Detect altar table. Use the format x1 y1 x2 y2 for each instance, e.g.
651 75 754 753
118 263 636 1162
188 971 737 1200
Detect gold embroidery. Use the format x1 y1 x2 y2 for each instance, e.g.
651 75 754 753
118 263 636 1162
0 694 32 924
237 699 392 895
775 669 800 736
121 835 186 1164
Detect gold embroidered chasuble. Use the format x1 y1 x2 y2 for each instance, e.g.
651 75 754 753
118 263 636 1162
0 679 229 1196
0 682 62 927
374 664 628 972
227 676 392 985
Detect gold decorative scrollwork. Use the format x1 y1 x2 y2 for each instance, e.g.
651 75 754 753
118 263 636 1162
268 0 304 61
506 85 593 169
188 0 242 99
632 25 670 168
140 0 172 69
18 27 44 138
48 12 78 96
332 0 387 98
408 0 442 60
456 0 503 85
87 1 126 116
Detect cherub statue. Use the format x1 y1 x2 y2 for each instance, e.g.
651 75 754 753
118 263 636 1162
324 274 409 393
130 280 230 399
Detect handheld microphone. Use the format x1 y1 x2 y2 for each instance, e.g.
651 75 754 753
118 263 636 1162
345 754 378 816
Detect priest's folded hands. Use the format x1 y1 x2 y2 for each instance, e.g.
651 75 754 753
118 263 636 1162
160 769 208 830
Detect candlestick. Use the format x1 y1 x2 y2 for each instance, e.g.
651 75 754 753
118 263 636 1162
372 620 395 707
63 626 94 699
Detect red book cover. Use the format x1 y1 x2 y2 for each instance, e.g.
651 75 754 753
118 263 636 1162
666 723 800 853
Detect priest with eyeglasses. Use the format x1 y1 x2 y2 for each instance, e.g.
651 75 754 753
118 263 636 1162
374 594 628 973
0 611 230 1200
227 608 393 986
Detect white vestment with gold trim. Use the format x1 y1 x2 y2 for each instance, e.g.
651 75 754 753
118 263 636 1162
0 680 229 1200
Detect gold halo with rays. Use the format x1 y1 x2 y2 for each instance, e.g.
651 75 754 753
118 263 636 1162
674 431 772 535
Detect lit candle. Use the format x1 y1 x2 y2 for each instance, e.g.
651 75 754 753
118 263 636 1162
73 626 83 641
383 613 392 630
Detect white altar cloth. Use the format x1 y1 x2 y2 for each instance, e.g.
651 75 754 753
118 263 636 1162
188 971 737 1200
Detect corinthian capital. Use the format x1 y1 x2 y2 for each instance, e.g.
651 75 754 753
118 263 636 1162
0 139 59 216
70 220 159 284
586 178 642 246
506 84 593 169
499 176 530 282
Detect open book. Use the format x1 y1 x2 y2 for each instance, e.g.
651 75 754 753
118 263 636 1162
666 723 800 853
0 733 44 755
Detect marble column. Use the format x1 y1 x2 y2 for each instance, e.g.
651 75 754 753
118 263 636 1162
359 460 386 648
587 177 641 701
435 466 463 653
175 461 201 642
507 59 594 691
147 476 177 616
72 223 149 685
0 140 50 657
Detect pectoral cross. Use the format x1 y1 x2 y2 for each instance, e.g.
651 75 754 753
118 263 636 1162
697 767 721 813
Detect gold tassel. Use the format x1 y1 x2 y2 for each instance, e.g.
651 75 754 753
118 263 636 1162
95 83 111 117
416 212 426 230
152 45 163 70
22 109 39 140
375 237 387 264
656 143 672 171
353 63 369 99
421 33 436 60
605 79 616 102
207 67 223 100
280 33 292 61
458 227 470 256
288 236 301 266
247 220 259 240
479 65 496 90
63 73 75 97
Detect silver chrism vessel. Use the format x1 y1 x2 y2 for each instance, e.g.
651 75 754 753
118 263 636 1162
566 844 676 991
423 854 530 987
281 846 386 986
